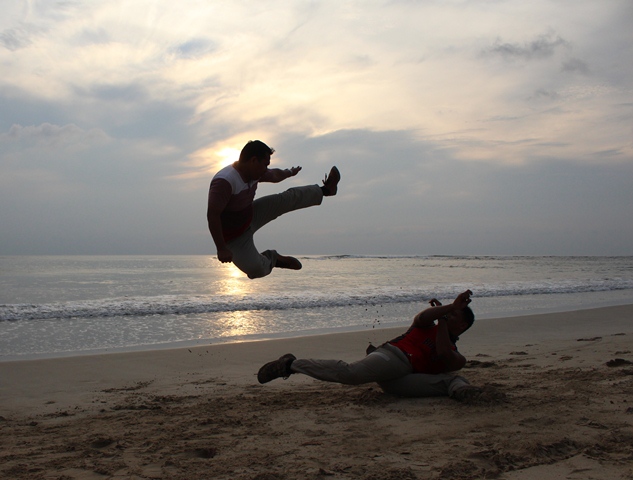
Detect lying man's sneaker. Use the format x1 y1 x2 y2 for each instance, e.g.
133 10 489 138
322 166 340 196
275 254 302 270
452 385 483 402
452 385 508 405
257 353 296 384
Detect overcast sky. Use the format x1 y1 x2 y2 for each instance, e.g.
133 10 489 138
1 1 632 256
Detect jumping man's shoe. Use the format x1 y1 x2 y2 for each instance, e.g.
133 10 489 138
257 353 297 384
322 166 341 196
275 254 302 270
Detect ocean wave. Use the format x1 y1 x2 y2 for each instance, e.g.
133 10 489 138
2 278 633 322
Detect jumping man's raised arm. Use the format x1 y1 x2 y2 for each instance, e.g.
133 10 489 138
260 166 302 183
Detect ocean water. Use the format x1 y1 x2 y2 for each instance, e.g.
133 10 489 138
1 255 633 361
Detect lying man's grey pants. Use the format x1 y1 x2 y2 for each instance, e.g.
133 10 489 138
227 185 323 279
291 344 470 398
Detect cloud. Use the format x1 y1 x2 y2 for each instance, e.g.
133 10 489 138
1 119 632 255
172 38 217 59
529 89 560 101
1 122 108 147
83 83 149 103
562 57 590 75
0 1 632 255
252 128 633 256
0 27 32 50
73 27 112 46
484 33 569 61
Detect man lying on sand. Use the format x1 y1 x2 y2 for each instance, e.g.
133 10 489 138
258 290 484 401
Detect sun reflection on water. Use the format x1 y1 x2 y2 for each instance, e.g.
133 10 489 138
214 263 259 337
215 263 251 296
220 310 263 338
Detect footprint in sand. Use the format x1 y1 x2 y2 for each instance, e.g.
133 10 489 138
606 358 633 367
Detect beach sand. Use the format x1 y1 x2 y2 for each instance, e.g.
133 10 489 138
1 305 632 480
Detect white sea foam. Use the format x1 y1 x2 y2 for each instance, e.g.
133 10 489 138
1 276 633 322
